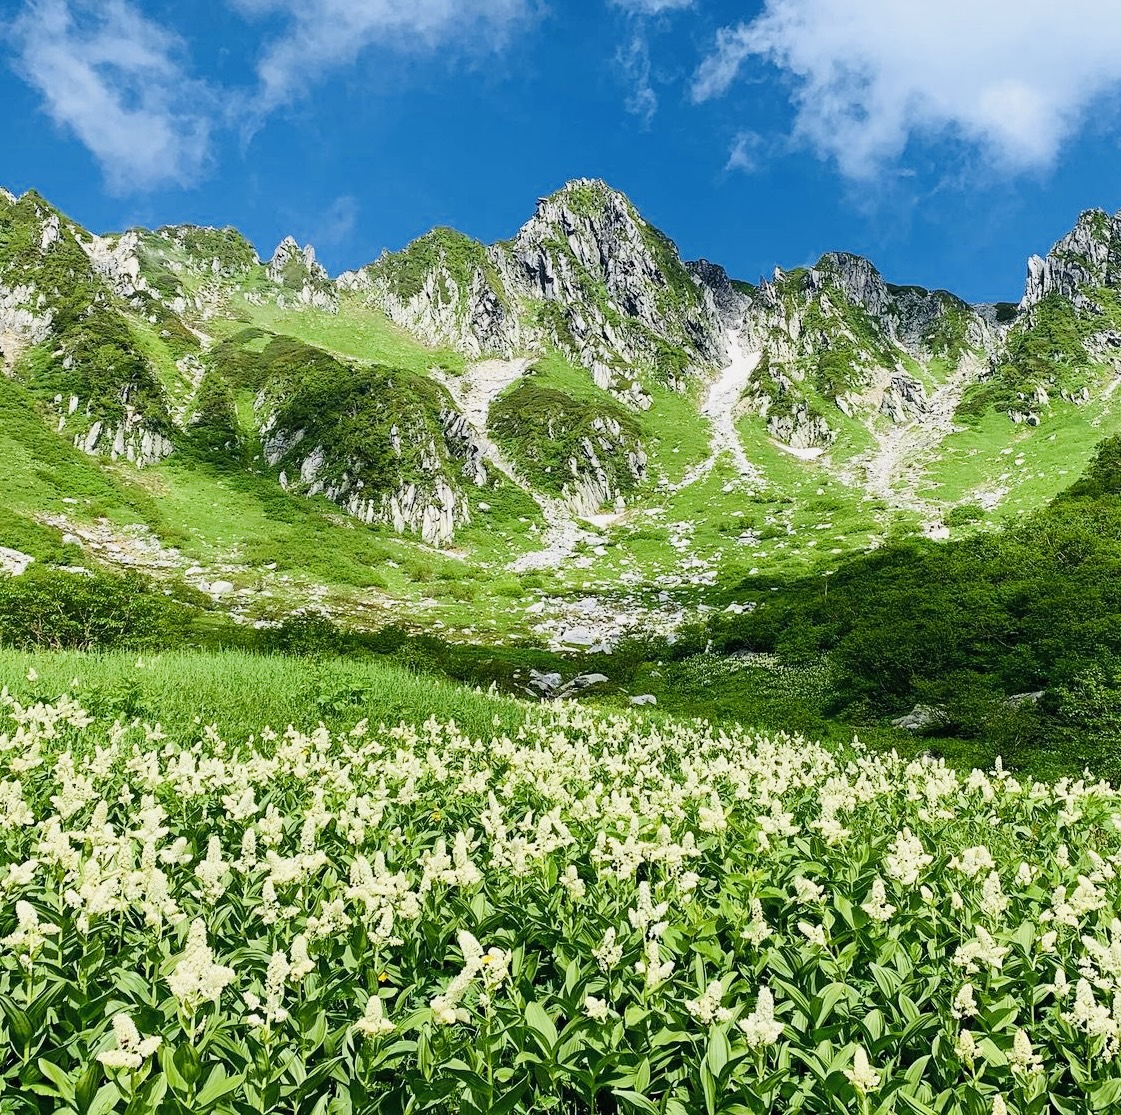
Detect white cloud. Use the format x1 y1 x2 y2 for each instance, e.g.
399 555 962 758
230 0 532 111
11 0 212 193
692 0 1121 178
617 34 658 125
726 131 761 173
305 195 359 249
611 0 694 12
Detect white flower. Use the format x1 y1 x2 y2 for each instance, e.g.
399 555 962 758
737 986 783 1048
685 980 725 1025
1008 1028 1043 1076
845 1046 881 1094
288 934 314 982
949 845 995 878
583 995 615 1022
1066 978 1116 1039
792 876 824 904
560 865 586 901
194 835 229 902
798 920 827 948
860 877 896 922
593 928 623 972
635 937 674 988
954 1029 976 1063
953 926 1008 974
354 994 394 1038
1 900 60 968
168 920 235 1014
96 1013 160 1070
978 871 1009 921
951 983 978 1019
883 828 933 887
741 899 771 946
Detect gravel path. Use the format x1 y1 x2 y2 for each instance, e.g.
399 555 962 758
674 331 764 489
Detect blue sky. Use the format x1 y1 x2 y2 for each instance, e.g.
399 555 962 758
5 0 1121 303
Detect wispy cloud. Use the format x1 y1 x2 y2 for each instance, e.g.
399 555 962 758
610 0 692 125
726 131 762 173
610 0 694 12
693 0 1121 179
617 34 658 125
230 0 533 112
304 195 360 249
11 0 212 193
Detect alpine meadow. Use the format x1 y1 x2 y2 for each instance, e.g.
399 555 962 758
7 3 1121 1108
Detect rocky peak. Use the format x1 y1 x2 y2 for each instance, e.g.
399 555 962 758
0 186 15 206
513 179 695 316
267 236 328 286
808 252 893 320
508 178 726 382
158 225 260 277
686 259 751 326
1020 208 1121 312
266 235 335 311
344 228 524 358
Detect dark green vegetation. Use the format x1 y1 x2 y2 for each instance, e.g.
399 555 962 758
712 435 1121 779
0 193 174 438
958 294 1090 421
372 227 503 306
490 366 644 497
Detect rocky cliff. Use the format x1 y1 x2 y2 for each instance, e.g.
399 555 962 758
5 178 1121 556
737 253 996 446
342 180 738 395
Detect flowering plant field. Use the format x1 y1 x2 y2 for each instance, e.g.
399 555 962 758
1 681 1120 1114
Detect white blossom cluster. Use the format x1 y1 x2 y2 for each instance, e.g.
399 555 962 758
0 687 1120 1110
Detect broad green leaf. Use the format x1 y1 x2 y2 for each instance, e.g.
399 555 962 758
613 1089 659 1114
524 1001 558 1052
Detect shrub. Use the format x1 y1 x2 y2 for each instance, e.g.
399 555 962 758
0 568 187 650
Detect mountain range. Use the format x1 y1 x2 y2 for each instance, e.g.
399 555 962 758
2 178 1120 649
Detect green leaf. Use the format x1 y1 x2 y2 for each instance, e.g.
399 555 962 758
524 1001 558 1052
833 894 858 930
706 1027 731 1081
196 1065 245 1108
700 1061 717 1115
896 1090 939 1115
86 1084 120 1115
0 996 33 1051
36 1058 74 1102
1090 1080 1121 1111
613 1089 659 1114
159 1044 189 1093
814 983 852 1029
173 1041 202 1086
633 1057 651 1094
75 1061 102 1115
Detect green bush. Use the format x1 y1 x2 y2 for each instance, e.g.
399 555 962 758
0 568 189 651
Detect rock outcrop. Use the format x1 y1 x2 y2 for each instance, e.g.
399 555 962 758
738 253 995 446
343 180 735 391
1020 209 1121 314
268 237 336 311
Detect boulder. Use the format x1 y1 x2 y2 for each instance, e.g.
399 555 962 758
891 704 946 731
0 547 33 576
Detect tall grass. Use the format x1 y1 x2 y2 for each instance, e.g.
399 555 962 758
0 648 527 742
